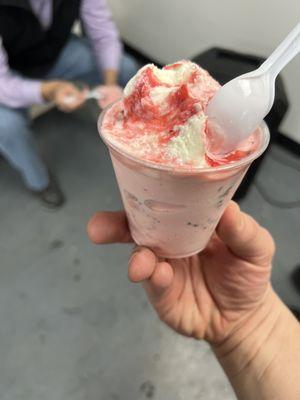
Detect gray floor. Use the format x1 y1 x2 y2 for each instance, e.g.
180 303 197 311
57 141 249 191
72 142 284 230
0 104 299 400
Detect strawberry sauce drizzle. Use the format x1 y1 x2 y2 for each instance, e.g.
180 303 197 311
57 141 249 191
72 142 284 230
102 61 256 167
123 65 210 147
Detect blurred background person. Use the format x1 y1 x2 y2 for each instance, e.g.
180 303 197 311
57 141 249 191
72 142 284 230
0 0 138 208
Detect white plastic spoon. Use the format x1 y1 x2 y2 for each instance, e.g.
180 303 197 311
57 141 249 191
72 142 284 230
85 88 104 101
61 88 104 105
205 22 300 156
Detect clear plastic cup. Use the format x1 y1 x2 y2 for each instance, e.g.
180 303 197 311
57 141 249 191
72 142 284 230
98 108 270 258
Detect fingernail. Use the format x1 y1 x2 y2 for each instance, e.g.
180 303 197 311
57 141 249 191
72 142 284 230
128 253 136 264
128 248 141 264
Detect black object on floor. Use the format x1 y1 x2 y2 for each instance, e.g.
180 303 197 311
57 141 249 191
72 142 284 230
289 307 300 321
123 42 163 68
291 264 300 293
192 48 290 201
276 132 300 157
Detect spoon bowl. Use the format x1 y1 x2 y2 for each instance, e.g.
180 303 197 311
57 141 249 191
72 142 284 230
205 22 300 157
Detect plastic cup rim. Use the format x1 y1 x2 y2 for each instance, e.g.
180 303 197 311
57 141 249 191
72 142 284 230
98 102 270 175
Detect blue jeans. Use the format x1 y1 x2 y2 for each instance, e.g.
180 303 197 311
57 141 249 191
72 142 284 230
0 36 138 190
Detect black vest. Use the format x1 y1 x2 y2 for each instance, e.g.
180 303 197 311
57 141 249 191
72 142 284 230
0 0 81 77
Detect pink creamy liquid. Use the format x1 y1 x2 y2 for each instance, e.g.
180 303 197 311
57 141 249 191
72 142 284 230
108 147 252 257
99 61 267 258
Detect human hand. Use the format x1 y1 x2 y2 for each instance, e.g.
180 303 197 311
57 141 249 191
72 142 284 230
41 81 87 112
87 202 275 344
97 85 123 109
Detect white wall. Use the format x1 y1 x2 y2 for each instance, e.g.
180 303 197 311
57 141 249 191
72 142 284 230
108 0 300 143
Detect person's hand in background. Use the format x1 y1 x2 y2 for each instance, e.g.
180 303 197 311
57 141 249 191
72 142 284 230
96 68 123 109
97 84 123 109
42 81 87 112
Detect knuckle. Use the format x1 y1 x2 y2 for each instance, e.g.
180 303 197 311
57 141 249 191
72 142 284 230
248 218 260 242
261 227 276 257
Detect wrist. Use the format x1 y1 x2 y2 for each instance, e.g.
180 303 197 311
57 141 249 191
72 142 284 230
213 288 300 396
213 288 280 375
103 69 118 86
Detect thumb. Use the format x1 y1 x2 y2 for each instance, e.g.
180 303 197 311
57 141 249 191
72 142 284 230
217 201 275 266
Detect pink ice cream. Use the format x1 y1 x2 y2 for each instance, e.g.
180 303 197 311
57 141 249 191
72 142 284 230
98 60 268 258
102 60 258 168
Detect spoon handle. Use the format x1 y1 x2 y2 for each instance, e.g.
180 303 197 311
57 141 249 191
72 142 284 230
259 22 300 79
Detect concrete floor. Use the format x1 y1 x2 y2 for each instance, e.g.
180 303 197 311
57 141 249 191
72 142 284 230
0 104 299 400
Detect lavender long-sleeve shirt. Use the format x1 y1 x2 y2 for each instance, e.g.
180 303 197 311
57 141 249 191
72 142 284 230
0 0 122 108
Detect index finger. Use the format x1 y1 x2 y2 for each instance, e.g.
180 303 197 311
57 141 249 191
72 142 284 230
87 211 132 244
